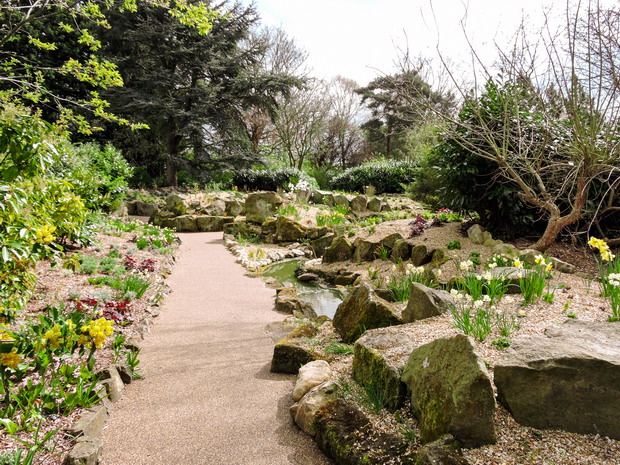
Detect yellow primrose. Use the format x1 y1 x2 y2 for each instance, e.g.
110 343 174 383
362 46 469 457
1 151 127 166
1 349 21 369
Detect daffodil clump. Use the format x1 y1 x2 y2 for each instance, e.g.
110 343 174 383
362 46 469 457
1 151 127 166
589 237 620 321
448 289 520 342
387 263 436 301
458 259 508 303
516 254 554 305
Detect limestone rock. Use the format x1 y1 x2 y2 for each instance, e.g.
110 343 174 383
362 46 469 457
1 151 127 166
173 215 198 232
290 381 338 436
67 404 108 438
66 438 102 465
223 220 262 238
401 334 496 446
495 320 620 439
367 197 382 212
196 215 233 232
276 216 308 242
391 239 411 261
411 245 431 266
245 192 283 223
352 238 381 262
312 190 335 206
350 195 368 213
322 236 354 264
271 342 315 374
310 233 335 258
225 199 244 217
150 209 176 228
307 226 329 240
352 327 418 411
314 399 416 465
100 365 124 402
379 233 405 250
275 292 317 319
403 283 455 322
467 224 486 245
165 193 189 216
333 283 403 343
333 194 350 208
293 360 332 401
133 201 159 217
297 272 320 282
492 242 520 258
416 435 470 465
204 199 226 216
381 202 392 212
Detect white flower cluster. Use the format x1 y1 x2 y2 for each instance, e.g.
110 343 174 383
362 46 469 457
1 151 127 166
404 264 425 275
288 180 312 192
459 260 474 271
608 273 620 287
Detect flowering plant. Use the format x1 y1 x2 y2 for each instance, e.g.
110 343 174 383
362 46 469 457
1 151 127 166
588 237 620 321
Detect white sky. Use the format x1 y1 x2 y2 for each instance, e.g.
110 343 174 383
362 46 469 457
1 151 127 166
243 0 590 86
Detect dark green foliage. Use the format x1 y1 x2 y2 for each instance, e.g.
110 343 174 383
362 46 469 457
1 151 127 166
99 1 299 186
330 160 416 194
429 81 544 238
233 167 310 191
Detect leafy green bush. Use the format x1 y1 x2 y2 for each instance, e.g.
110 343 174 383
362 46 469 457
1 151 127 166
330 160 416 194
52 142 133 212
233 168 314 192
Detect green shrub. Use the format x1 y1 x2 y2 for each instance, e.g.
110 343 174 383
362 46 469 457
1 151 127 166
330 160 416 194
52 142 133 212
233 168 315 192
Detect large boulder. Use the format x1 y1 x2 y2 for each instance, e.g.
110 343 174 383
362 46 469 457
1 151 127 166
275 293 317 320
379 233 404 250
349 195 368 213
352 327 418 411
314 399 416 465
223 220 262 238
132 201 159 217
492 242 520 258
165 193 189 216
225 199 244 217
204 199 226 216
293 360 332 401
196 215 234 232
333 194 350 208
290 381 338 436
494 321 620 440
401 334 496 446
312 190 334 206
410 245 431 266
352 238 381 262
310 233 335 258
333 283 403 343
403 283 455 322
467 224 487 245
367 197 382 212
173 215 198 232
391 239 411 261
245 192 283 223
322 236 354 264
275 216 308 242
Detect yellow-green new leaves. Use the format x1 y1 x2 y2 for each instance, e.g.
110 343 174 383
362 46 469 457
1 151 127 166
168 0 220 35
61 56 123 88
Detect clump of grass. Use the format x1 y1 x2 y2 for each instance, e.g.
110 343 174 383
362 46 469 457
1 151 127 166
324 343 354 355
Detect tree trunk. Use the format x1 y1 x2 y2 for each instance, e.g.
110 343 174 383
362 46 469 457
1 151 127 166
166 132 179 187
530 179 588 251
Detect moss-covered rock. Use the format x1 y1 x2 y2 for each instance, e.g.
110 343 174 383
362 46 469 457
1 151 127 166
367 197 382 212
225 199 244 217
314 399 417 465
195 215 234 232
165 193 189 216
271 338 315 374
401 335 496 447
276 216 309 242
223 220 263 238
333 194 350 208
173 215 198 232
403 283 455 322
352 327 418 411
410 245 431 266
352 238 381 262
379 233 404 250
245 192 283 223
323 236 354 263
310 233 335 258
391 239 411 261
333 283 403 343
350 195 368 213
415 435 470 465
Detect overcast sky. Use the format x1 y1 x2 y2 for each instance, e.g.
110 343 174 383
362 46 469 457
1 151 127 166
243 0 590 86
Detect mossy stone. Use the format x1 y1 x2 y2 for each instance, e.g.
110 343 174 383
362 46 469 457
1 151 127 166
323 236 354 264
410 245 430 266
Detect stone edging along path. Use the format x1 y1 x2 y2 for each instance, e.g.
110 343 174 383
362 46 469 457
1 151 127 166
90 232 332 465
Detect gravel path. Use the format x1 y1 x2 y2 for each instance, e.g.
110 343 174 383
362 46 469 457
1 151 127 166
101 232 332 464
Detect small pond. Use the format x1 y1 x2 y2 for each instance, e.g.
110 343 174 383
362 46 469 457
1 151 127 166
262 258 343 319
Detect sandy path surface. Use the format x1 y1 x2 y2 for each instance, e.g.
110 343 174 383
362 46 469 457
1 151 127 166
101 232 332 465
